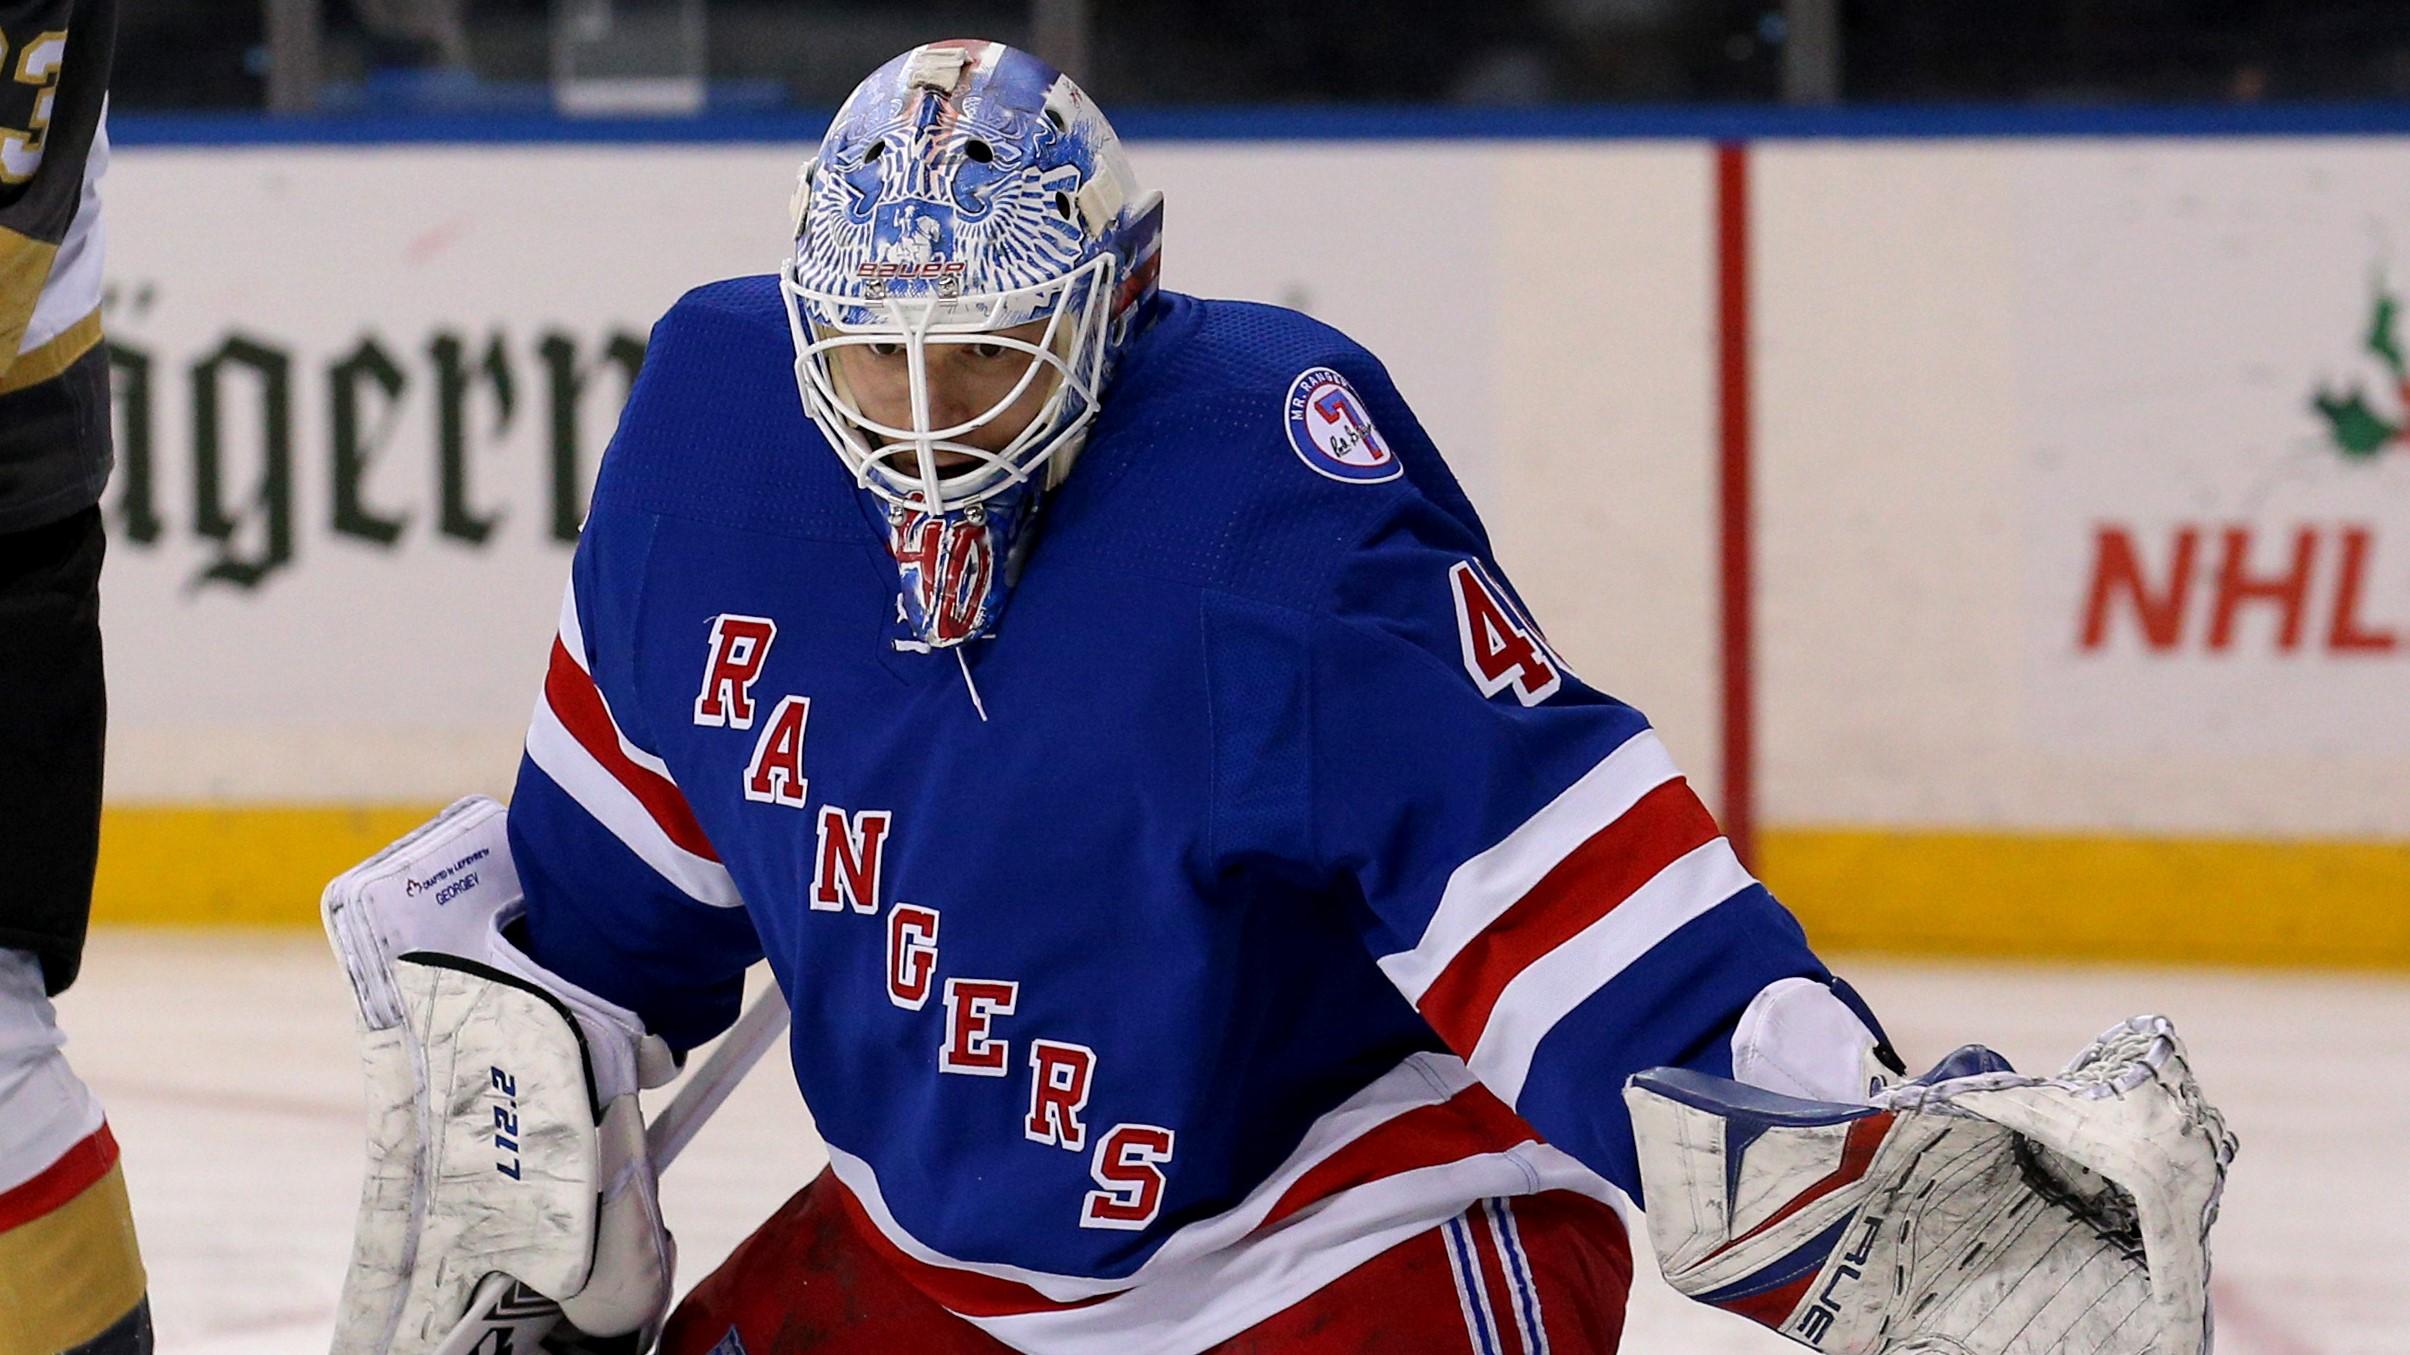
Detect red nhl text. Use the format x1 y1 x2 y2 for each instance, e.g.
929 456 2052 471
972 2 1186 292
2079 523 2400 655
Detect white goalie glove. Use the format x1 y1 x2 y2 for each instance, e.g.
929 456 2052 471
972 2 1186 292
1627 1010 2237 1355
322 796 680 1355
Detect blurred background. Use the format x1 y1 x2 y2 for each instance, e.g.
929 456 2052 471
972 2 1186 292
63 3 2410 1352
113 0 2410 111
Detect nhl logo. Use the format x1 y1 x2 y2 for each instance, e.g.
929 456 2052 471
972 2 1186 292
1284 366 1401 484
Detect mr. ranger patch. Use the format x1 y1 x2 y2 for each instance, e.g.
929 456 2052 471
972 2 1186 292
1283 366 1402 483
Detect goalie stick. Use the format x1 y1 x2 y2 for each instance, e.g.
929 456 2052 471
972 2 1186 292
426 984 793 1355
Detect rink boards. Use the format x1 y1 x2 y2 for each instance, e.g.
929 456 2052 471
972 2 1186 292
88 119 2410 965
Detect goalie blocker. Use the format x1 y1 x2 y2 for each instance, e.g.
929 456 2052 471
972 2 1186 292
1624 1017 2237 1355
321 797 679 1355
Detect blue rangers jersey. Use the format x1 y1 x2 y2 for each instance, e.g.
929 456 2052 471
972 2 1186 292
508 275 1833 1351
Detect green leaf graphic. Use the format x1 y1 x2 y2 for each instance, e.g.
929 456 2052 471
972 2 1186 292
2365 290 2406 381
2312 387 2399 457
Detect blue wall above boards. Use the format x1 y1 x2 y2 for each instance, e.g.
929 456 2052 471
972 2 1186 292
109 101 2410 148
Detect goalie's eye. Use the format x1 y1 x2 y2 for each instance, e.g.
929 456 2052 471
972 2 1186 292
967 341 1013 361
864 341 905 359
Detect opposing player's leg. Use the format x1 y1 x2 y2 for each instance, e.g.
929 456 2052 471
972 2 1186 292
0 951 148 1355
0 508 107 994
0 504 149 1355
660 1176 1630 1355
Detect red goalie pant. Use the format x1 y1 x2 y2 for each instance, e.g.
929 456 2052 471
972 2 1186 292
660 1172 1631 1354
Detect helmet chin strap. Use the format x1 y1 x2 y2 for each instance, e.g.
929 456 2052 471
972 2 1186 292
953 647 989 723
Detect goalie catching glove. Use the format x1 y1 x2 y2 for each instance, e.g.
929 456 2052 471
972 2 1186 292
1627 1015 2237 1354
322 796 680 1355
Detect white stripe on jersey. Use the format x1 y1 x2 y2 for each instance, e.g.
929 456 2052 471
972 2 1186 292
552 581 681 783
1379 731 1681 1005
1468 837 1756 1106
525 581 741 908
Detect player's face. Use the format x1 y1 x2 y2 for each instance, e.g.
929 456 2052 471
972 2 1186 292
829 318 1058 472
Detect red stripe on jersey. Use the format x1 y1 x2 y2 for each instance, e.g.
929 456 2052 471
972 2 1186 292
543 637 720 862
1261 1085 1540 1231
828 1174 1114 1319
1706 1111 1895 1262
1717 1269 1817 1328
1417 778 1721 1052
1466 1202 1528 1354
0 1122 119 1231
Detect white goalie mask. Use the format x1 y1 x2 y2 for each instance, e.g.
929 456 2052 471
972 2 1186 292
777 40 1163 519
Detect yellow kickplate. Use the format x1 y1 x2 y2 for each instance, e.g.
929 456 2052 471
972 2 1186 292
93 804 447 928
0 1163 146 1355
1760 826 2410 970
88 805 2410 970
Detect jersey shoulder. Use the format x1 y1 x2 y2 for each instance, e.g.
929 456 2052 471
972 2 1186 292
585 274 861 538
1053 294 1495 615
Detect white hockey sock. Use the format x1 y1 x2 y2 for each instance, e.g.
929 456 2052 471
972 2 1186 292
0 945 151 1355
0 946 105 1196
